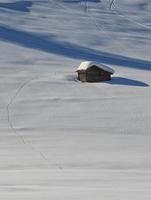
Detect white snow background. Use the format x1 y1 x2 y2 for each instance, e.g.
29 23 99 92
0 0 151 199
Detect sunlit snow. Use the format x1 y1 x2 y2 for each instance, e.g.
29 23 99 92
0 0 151 199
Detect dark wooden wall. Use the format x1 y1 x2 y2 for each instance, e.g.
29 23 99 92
77 66 111 82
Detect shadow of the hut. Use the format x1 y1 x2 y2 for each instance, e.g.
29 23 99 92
107 77 149 87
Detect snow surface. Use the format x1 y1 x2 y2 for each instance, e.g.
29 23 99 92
0 0 151 199
76 61 115 74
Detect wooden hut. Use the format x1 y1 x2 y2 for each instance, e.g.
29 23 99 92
76 61 114 82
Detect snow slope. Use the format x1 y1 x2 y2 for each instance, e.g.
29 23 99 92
0 0 151 199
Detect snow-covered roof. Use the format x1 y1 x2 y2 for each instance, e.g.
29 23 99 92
76 61 114 74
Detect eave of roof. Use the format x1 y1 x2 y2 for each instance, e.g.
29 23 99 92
76 61 115 74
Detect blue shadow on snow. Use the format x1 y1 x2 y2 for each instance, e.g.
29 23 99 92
63 0 100 3
107 77 149 87
0 1 32 12
0 25 151 71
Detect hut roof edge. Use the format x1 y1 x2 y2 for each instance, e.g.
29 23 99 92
76 61 114 74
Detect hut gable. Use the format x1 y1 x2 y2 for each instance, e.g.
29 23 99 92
76 61 114 82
